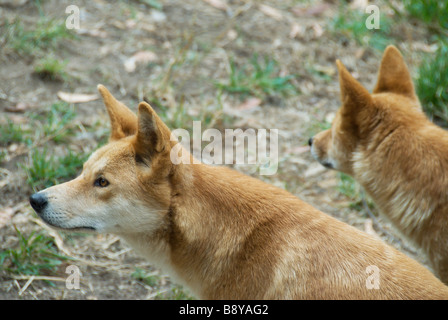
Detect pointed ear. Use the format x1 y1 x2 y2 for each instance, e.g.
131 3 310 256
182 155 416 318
373 45 417 100
97 84 138 141
134 102 172 157
336 59 372 115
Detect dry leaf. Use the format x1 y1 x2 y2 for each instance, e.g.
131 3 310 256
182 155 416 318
3 114 27 124
312 23 324 38
304 162 326 178
290 23 305 39
350 0 368 11
313 65 335 77
227 29 238 41
325 112 336 124
0 207 14 229
76 28 108 38
317 178 338 189
202 0 228 11
124 51 158 73
259 4 283 21
134 51 158 62
150 10 167 22
5 102 35 113
237 97 261 111
412 42 438 53
355 48 367 60
57 91 99 103
125 19 137 29
291 4 329 17
0 0 28 7
290 145 310 155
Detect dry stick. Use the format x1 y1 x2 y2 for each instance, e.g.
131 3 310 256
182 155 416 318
13 275 66 282
18 275 35 296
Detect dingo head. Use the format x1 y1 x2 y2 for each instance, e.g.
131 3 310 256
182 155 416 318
29 85 176 235
309 45 422 175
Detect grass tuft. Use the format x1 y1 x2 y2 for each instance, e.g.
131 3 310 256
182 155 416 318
0 119 28 146
0 226 70 277
216 55 296 100
131 268 160 287
416 41 448 124
331 5 392 51
34 56 69 81
403 0 448 31
3 18 75 56
338 172 364 211
23 148 88 191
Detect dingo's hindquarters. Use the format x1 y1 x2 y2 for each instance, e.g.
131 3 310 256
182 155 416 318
30 85 448 299
310 45 448 284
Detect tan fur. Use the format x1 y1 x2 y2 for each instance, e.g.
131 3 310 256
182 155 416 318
30 84 448 299
310 45 448 284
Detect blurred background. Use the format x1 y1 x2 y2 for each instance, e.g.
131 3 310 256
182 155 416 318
0 0 447 299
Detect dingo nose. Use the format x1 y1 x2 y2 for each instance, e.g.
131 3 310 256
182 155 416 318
29 193 48 213
308 137 313 146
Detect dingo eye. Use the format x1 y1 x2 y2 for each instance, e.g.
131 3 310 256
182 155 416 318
94 177 109 188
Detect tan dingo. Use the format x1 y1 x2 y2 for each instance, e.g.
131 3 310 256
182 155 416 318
310 45 448 284
30 84 448 299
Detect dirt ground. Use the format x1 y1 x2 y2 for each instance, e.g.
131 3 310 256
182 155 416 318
0 0 436 299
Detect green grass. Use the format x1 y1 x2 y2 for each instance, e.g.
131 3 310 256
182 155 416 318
0 226 70 277
3 18 75 56
1 101 88 190
34 56 69 81
0 150 7 163
403 0 448 31
23 148 88 191
41 102 77 142
0 102 77 148
402 0 448 124
331 4 392 51
131 267 161 287
160 285 195 300
0 119 29 146
131 267 195 299
216 55 296 100
338 172 376 212
416 41 448 123
338 172 363 211
137 0 163 10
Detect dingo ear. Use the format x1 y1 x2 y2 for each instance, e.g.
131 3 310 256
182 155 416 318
134 101 172 157
97 84 138 141
373 45 418 101
336 60 372 116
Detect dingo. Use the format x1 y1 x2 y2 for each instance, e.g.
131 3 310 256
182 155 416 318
30 84 448 299
310 45 448 284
